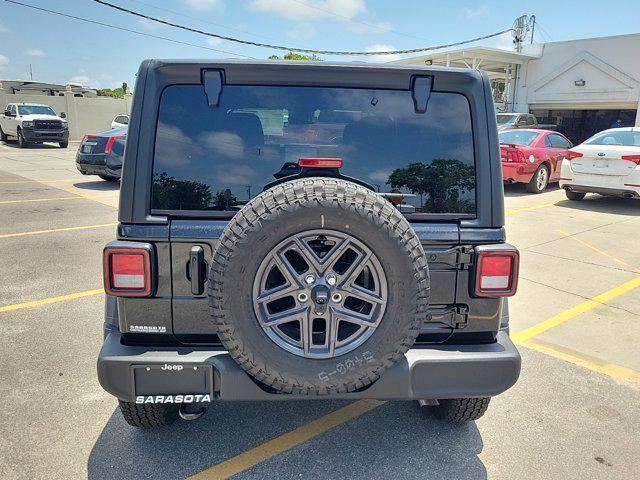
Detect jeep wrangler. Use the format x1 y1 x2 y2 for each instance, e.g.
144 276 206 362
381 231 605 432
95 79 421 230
98 60 521 427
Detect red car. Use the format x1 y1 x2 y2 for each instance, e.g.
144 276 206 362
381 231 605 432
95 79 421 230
499 129 573 193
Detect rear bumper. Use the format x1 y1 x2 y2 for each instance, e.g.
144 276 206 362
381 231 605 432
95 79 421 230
562 184 640 198
559 159 640 197
97 331 521 402
502 162 536 183
76 153 121 178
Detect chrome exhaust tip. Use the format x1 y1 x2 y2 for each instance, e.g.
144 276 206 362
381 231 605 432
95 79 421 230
179 404 207 421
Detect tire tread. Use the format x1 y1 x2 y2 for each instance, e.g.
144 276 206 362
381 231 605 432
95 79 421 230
208 178 430 395
118 400 178 428
429 397 491 422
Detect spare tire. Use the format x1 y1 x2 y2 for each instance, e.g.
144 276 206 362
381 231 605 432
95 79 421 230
209 178 430 395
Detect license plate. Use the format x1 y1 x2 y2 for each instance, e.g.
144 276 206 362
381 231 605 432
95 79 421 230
133 363 212 397
594 160 608 169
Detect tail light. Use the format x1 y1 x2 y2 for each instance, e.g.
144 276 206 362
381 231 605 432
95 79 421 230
103 244 153 297
82 134 97 143
500 146 525 162
298 157 343 168
474 247 519 297
105 135 123 154
565 151 583 160
621 154 640 165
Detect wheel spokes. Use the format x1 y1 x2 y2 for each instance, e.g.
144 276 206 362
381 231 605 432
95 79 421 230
253 229 388 359
260 305 309 327
272 249 305 289
340 282 385 306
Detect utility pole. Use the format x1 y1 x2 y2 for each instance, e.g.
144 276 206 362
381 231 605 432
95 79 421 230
530 15 536 44
29 63 33 80
512 15 535 52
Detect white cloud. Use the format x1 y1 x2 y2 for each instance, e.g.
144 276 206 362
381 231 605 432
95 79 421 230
347 19 393 35
206 37 224 46
138 18 162 30
288 22 316 41
249 1 391 36
249 0 365 22
0 54 8 71
24 49 45 57
68 75 102 89
184 0 224 11
463 6 489 19
490 31 514 51
0 20 10 33
364 44 401 62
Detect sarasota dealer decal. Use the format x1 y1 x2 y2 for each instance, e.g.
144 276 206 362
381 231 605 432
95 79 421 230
135 394 211 404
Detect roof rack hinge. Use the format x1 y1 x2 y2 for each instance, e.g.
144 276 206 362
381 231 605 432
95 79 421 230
411 75 433 114
202 69 224 107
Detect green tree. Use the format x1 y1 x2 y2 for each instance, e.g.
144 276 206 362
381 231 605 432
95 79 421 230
213 189 239 210
387 159 475 213
96 82 130 98
268 52 322 61
152 172 213 210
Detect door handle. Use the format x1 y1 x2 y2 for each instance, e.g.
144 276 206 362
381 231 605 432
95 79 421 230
188 246 206 295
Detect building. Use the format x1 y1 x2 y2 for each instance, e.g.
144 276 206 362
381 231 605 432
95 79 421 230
395 33 640 144
0 79 98 97
1 79 130 140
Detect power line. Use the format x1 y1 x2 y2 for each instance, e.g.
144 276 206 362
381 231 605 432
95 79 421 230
3 0 255 59
91 0 514 56
287 0 429 41
535 22 554 42
127 0 295 45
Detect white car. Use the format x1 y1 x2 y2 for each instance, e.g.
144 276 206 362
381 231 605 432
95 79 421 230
559 127 640 201
111 114 129 129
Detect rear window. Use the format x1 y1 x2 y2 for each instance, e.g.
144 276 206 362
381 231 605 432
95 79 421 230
151 84 476 217
496 114 517 125
584 130 640 146
499 130 539 146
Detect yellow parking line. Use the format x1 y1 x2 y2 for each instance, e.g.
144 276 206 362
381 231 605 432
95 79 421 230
0 195 80 204
556 229 638 271
0 178 79 184
520 338 640 385
511 276 640 344
0 192 116 206
505 202 557 215
0 289 104 313
0 222 117 238
189 399 385 480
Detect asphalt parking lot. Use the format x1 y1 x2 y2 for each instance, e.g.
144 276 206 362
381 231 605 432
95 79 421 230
0 141 639 480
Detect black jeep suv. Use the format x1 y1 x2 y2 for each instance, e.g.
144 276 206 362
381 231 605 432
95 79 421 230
98 60 521 427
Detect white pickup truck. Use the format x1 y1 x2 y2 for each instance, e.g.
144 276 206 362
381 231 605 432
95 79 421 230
0 103 69 148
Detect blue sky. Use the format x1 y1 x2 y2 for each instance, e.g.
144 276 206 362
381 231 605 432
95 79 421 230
1 0 639 90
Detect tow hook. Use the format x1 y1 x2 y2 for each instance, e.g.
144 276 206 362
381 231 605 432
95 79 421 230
179 404 207 421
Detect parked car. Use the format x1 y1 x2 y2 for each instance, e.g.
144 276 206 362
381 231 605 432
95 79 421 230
75 126 126 181
0 103 69 148
111 114 129 129
559 127 640 200
496 113 538 131
500 129 573 193
496 112 556 132
97 59 521 428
